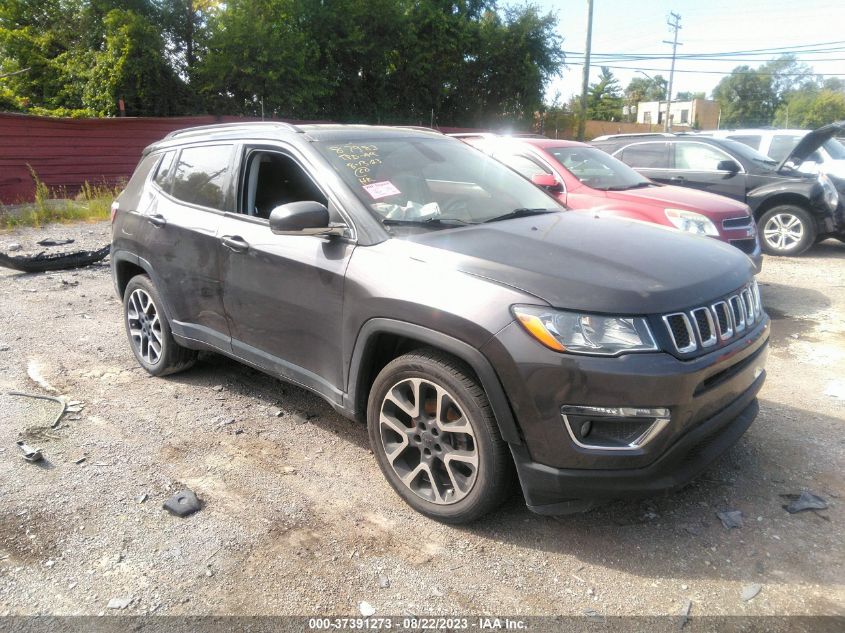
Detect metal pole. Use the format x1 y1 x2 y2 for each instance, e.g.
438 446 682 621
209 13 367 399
577 0 594 141
663 12 682 132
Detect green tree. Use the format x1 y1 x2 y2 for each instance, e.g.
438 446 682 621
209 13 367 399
84 9 191 115
587 66 622 121
675 91 705 101
624 74 666 103
194 0 327 117
774 89 845 128
712 66 776 127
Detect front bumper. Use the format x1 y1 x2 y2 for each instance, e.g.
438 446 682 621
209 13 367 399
513 379 762 514
480 315 769 512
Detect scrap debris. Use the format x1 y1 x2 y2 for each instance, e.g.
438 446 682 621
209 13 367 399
163 489 202 518
0 245 109 273
8 391 67 428
36 238 75 247
16 440 43 463
782 491 828 514
716 510 744 529
741 583 762 602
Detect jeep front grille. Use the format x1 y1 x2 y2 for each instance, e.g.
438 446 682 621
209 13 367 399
662 281 762 355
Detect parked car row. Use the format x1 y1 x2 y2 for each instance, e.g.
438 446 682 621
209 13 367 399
590 122 845 256
113 122 770 523
452 133 762 269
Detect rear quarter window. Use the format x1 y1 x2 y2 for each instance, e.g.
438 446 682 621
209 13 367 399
153 150 176 191
619 143 669 168
171 145 234 211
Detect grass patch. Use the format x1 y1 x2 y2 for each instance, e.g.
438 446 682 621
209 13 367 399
0 169 121 230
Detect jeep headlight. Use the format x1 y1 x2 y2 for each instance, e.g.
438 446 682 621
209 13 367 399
512 306 658 356
819 173 840 210
664 208 719 236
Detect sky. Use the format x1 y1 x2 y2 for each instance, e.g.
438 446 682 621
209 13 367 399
529 0 845 104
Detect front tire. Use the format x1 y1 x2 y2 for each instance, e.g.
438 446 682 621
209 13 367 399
367 349 513 524
123 275 197 376
758 205 816 256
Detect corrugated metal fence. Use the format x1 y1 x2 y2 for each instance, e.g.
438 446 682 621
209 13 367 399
0 113 485 204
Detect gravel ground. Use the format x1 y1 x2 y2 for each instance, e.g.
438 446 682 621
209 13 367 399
0 221 843 619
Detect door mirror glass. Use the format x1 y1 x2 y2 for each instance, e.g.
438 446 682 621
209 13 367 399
531 173 562 192
269 201 341 236
716 159 740 173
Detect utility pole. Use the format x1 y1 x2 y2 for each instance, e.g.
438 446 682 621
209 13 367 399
662 12 682 132
577 0 594 141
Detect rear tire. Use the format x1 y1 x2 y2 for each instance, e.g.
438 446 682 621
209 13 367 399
123 275 197 376
367 348 513 524
758 205 816 256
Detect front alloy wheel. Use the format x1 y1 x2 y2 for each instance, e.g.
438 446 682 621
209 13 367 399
367 349 513 523
378 377 479 504
759 205 815 256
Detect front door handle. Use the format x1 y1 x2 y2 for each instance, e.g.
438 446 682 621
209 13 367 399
669 176 686 183
220 235 249 253
147 214 167 227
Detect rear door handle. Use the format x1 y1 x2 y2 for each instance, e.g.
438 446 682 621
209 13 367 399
669 176 686 183
147 214 167 227
220 235 249 253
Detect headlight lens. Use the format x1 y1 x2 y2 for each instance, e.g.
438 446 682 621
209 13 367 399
664 208 720 236
512 306 658 356
819 173 840 210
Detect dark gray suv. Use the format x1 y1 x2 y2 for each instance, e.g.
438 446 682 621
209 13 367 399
111 123 769 523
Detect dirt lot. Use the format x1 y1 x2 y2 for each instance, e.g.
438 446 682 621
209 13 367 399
0 221 843 620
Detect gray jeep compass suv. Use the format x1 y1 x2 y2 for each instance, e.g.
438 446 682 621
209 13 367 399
111 123 769 523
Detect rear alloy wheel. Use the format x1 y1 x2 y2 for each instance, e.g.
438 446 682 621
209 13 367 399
367 349 512 523
123 275 197 376
759 205 816 256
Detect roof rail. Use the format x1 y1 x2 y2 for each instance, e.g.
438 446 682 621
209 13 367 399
164 121 303 139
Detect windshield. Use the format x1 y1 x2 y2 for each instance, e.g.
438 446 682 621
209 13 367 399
824 138 845 160
547 146 650 190
314 137 560 227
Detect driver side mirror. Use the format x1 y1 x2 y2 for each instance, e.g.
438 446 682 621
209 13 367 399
716 159 740 173
531 173 563 192
269 201 344 236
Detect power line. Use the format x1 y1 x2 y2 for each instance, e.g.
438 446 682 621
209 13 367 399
564 53 845 63
562 63 845 76
561 40 845 58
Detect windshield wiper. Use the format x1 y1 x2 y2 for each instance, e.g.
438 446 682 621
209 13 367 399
483 208 556 223
604 182 652 191
382 217 470 228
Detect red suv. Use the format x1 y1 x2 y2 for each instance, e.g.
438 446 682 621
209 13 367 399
456 135 762 271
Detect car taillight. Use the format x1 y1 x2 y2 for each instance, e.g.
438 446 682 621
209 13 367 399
110 201 119 223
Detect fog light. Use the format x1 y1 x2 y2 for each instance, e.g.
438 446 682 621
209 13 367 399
561 405 671 451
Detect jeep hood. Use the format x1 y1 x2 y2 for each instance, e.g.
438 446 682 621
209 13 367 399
778 120 845 172
401 212 754 314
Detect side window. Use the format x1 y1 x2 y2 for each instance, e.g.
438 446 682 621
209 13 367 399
171 145 233 211
674 143 733 170
620 143 668 168
153 150 176 191
726 135 761 150
241 150 328 219
769 135 802 162
494 153 551 180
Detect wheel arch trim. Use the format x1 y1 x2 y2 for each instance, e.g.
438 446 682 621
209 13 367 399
345 318 522 445
111 250 176 325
